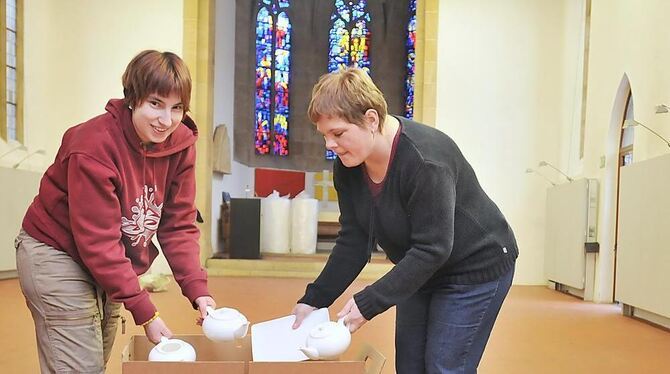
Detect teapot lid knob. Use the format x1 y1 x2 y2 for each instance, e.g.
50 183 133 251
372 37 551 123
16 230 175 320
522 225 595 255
207 307 246 321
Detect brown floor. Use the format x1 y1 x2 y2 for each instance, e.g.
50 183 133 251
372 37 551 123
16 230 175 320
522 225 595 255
1 276 669 373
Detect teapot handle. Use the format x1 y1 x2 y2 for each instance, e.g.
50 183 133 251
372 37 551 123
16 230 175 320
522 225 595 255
159 336 169 344
337 317 347 326
206 306 216 316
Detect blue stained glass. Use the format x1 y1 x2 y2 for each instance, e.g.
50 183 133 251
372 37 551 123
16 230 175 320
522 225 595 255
255 68 272 110
275 12 291 61
405 0 417 118
275 71 289 112
255 0 291 156
275 49 290 70
352 1 368 21
255 6 273 154
256 109 271 155
350 19 370 73
327 0 371 159
334 0 350 22
273 11 291 155
274 113 289 156
329 1 370 75
255 66 272 154
328 18 350 73
256 8 273 68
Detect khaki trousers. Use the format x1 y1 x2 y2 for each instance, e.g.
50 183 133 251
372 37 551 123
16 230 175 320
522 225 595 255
15 230 122 374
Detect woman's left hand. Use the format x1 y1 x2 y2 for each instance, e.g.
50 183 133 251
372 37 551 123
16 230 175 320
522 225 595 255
194 296 216 325
337 298 368 333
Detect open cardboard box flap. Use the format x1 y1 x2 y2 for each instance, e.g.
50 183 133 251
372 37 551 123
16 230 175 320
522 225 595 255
122 335 385 374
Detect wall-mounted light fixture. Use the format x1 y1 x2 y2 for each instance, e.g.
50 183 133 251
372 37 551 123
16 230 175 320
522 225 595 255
0 144 27 159
655 104 669 114
13 149 46 169
623 119 670 148
538 161 574 182
525 168 557 186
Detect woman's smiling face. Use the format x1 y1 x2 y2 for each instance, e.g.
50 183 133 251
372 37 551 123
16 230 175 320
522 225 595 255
131 92 184 144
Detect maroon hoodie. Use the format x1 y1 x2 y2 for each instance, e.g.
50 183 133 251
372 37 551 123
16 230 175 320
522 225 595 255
22 99 209 325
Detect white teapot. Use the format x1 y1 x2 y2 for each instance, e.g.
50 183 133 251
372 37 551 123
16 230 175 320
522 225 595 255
202 306 249 342
148 336 196 362
299 317 351 360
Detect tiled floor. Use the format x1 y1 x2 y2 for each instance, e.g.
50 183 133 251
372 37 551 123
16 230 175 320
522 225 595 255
2 276 669 373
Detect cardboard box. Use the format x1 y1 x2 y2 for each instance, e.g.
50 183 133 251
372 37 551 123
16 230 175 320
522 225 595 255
122 335 385 374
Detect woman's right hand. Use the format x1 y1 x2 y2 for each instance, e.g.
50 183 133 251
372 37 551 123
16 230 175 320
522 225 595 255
144 316 173 344
291 303 317 329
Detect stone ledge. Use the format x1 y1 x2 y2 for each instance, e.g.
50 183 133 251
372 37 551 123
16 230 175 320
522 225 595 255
206 256 392 280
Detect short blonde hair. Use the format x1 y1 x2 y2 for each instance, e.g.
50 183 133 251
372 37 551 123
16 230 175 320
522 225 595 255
122 50 192 112
308 67 388 130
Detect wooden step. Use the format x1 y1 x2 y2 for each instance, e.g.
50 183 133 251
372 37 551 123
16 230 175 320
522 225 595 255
206 252 393 280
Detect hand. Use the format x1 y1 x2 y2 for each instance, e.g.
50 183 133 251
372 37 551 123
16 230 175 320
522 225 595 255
144 317 173 344
291 303 317 329
337 298 367 333
194 296 216 326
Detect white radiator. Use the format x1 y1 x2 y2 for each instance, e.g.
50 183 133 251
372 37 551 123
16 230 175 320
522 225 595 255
617 154 670 319
544 178 599 293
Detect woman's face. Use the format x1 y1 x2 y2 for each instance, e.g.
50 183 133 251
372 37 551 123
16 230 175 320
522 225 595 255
316 115 375 167
131 92 184 144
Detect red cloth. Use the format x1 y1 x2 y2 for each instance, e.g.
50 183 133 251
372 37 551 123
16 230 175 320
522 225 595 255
22 99 209 325
254 168 305 198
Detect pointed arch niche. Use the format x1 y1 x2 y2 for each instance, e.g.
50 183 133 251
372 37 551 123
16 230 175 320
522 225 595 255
596 74 632 304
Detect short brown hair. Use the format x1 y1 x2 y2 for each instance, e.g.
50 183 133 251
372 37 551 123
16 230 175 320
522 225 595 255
122 50 192 112
308 67 388 130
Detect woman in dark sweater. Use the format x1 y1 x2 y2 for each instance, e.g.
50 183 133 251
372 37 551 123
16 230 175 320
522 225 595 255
292 67 518 373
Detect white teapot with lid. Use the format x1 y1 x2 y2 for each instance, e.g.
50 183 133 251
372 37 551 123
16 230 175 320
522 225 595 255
148 336 197 362
202 306 249 342
299 317 351 360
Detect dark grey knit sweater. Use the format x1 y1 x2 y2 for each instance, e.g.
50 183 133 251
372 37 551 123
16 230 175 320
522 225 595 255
298 117 518 320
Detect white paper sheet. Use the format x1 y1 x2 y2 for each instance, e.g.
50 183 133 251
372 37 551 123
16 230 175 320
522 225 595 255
251 308 330 362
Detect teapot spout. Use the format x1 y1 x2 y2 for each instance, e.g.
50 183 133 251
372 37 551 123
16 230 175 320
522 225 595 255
234 321 249 339
299 346 320 360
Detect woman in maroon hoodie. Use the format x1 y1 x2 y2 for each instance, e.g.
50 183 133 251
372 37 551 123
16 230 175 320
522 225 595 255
14 50 215 373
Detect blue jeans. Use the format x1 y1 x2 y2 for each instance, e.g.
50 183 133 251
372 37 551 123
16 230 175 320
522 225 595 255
395 267 514 374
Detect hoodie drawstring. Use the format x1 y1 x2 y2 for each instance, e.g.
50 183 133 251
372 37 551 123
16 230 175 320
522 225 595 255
141 143 147 190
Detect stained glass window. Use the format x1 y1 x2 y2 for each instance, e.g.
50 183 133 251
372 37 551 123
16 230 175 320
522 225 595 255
255 0 291 156
326 0 371 160
5 0 19 141
405 0 417 119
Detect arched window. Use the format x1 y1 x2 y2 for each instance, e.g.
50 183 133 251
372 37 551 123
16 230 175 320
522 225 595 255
405 0 417 119
2 0 22 142
255 0 291 156
326 0 371 159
